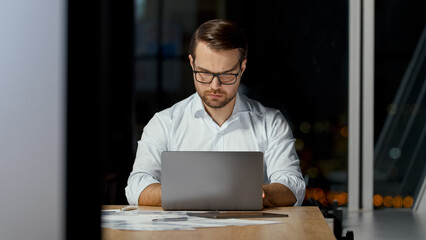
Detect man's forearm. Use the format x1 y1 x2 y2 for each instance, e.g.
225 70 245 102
138 183 296 207
138 183 162 206
263 183 297 207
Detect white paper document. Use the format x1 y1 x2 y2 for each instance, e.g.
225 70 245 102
102 209 280 231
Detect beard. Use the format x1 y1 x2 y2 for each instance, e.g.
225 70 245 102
200 90 237 109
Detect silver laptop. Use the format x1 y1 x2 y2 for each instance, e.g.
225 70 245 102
161 151 264 211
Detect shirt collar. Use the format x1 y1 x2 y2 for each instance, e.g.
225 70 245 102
233 92 250 114
192 93 206 118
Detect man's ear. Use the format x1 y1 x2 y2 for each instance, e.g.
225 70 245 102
188 54 194 68
240 58 247 75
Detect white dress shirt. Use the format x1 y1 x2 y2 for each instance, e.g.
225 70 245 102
125 92 306 206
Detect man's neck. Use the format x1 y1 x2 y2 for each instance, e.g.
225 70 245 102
204 98 236 127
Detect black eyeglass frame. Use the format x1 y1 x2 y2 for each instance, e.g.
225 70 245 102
192 63 241 85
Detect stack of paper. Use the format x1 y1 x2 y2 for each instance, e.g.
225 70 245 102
102 209 280 231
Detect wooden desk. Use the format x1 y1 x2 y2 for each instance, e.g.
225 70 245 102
102 205 336 240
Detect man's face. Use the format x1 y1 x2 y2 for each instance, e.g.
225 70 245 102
189 42 246 109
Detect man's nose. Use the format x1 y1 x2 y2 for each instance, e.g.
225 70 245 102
210 75 221 89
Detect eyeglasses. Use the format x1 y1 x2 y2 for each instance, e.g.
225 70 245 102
192 64 241 85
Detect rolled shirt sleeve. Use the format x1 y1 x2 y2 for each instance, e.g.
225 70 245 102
125 113 169 205
264 111 306 206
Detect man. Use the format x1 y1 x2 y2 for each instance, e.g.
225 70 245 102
125 19 305 207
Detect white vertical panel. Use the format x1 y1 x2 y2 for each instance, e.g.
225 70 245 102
348 0 361 211
362 0 375 211
414 176 426 213
0 0 65 239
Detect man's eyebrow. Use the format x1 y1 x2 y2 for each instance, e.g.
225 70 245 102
196 63 240 74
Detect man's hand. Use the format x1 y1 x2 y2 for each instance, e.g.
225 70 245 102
262 183 297 207
138 183 162 206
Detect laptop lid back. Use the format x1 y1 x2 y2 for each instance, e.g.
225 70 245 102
161 151 263 211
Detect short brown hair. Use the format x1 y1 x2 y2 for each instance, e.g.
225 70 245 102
189 19 248 63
